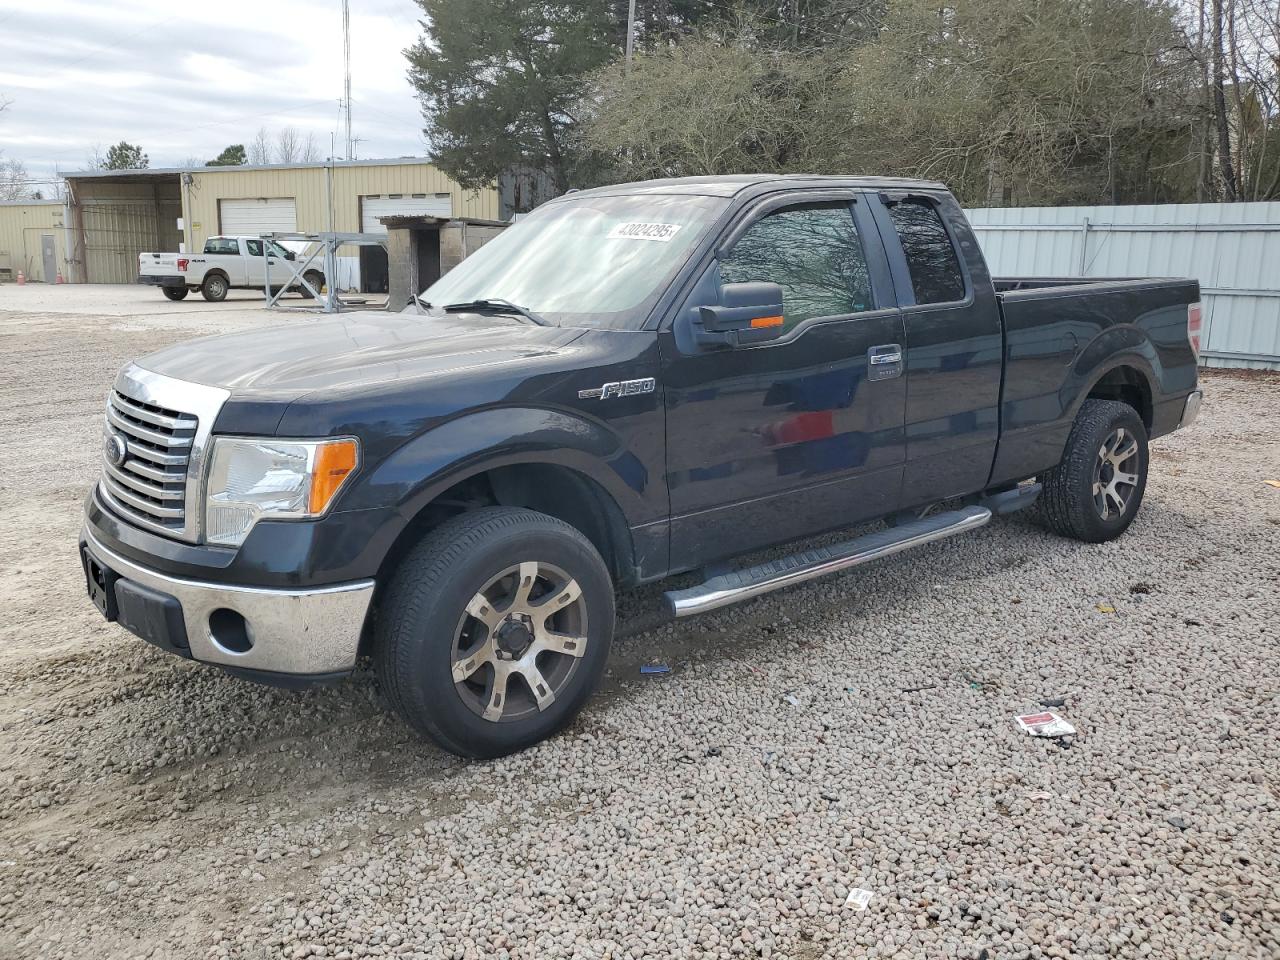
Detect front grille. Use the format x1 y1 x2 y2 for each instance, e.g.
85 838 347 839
101 389 197 536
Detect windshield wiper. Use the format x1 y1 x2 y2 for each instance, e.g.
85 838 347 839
441 298 553 327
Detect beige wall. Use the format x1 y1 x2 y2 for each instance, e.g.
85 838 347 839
182 162 500 251
0 202 70 283
62 161 498 284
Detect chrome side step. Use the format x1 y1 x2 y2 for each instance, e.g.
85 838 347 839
663 504 992 618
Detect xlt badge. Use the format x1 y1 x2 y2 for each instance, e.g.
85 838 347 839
579 378 656 400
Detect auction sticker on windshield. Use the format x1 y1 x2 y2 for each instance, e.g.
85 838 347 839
607 222 683 242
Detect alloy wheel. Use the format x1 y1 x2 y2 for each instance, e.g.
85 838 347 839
449 561 588 723
1093 427 1140 520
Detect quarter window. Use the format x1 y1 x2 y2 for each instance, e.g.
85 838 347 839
886 199 965 304
720 203 873 330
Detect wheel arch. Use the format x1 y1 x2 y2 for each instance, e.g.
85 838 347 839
374 459 639 594
1082 362 1154 429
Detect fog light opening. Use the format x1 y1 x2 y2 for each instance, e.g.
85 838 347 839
209 608 253 654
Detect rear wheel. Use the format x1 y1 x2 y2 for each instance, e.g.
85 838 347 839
298 271 324 299
200 273 228 302
161 286 189 301
375 507 614 759
1037 399 1149 543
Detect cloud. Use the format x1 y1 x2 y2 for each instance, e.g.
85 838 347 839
0 0 428 181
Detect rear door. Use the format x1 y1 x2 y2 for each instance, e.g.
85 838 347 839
201 237 247 285
870 191 1003 506
243 239 267 286
661 192 907 569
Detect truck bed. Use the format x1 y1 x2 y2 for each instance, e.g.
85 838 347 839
988 274 1200 487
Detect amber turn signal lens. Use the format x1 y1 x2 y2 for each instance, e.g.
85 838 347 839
308 439 359 514
751 314 784 329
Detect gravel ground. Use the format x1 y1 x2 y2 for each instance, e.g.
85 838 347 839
1 285 1278 960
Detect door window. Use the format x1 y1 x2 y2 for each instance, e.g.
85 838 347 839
885 199 965 304
720 203 873 331
244 239 263 257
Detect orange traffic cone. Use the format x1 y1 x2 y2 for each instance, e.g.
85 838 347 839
55 270 65 284
15 270 24 285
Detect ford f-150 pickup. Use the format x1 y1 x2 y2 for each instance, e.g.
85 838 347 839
82 175 1203 758
138 236 326 302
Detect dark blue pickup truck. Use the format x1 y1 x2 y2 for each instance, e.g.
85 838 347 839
81 175 1203 757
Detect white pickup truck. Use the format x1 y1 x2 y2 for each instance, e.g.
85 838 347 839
137 236 327 302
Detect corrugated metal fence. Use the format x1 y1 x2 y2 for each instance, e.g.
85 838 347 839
966 203 1280 369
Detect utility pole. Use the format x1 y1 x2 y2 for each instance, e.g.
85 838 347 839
625 0 637 72
343 0 353 161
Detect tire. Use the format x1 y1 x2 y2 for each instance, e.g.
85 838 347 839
298 271 324 299
161 286 189 301
200 273 229 302
1037 399 1149 543
375 507 615 759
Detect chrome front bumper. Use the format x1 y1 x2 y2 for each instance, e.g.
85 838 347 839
82 529 375 676
1180 389 1204 429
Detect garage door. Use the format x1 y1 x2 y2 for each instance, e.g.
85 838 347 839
360 194 453 234
219 198 297 235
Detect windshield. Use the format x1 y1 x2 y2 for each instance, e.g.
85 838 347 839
420 193 728 328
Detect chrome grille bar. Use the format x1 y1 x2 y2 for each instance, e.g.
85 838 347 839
99 365 230 543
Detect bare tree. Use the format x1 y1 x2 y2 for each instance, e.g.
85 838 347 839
300 132 321 162
275 126 302 164
1211 0 1240 200
248 127 272 165
0 156 34 201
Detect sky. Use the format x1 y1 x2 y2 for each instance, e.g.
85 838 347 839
0 0 431 191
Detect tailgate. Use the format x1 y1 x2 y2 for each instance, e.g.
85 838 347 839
139 252 180 275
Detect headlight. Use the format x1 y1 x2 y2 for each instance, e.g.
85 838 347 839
204 437 359 547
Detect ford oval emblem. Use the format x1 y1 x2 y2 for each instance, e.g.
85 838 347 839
105 431 129 468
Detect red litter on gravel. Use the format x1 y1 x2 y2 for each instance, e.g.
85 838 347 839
1015 711 1076 737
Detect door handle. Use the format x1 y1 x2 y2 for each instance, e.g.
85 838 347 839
868 344 903 381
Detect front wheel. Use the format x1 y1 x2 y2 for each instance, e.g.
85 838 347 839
375 507 614 759
1037 399 1149 543
161 286 189 301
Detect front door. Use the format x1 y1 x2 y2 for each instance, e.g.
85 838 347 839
661 194 908 571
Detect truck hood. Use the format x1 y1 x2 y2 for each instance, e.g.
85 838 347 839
135 309 586 402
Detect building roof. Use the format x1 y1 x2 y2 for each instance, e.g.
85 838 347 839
0 198 63 207
62 156 441 179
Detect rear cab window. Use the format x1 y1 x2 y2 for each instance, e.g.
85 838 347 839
884 198 966 305
204 238 241 256
719 203 874 332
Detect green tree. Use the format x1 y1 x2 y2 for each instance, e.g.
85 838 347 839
585 0 1203 206
583 36 843 181
103 141 149 170
206 144 247 166
405 0 617 192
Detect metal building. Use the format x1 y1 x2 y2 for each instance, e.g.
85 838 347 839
968 202 1280 370
59 158 501 291
0 200 72 283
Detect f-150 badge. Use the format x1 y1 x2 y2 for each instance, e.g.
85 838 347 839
579 378 656 400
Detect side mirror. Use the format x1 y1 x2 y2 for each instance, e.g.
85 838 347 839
696 281 785 348
285 250 296 261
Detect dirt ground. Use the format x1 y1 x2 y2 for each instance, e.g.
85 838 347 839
1 284 1277 960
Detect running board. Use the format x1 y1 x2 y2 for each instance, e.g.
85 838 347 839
663 505 992 618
